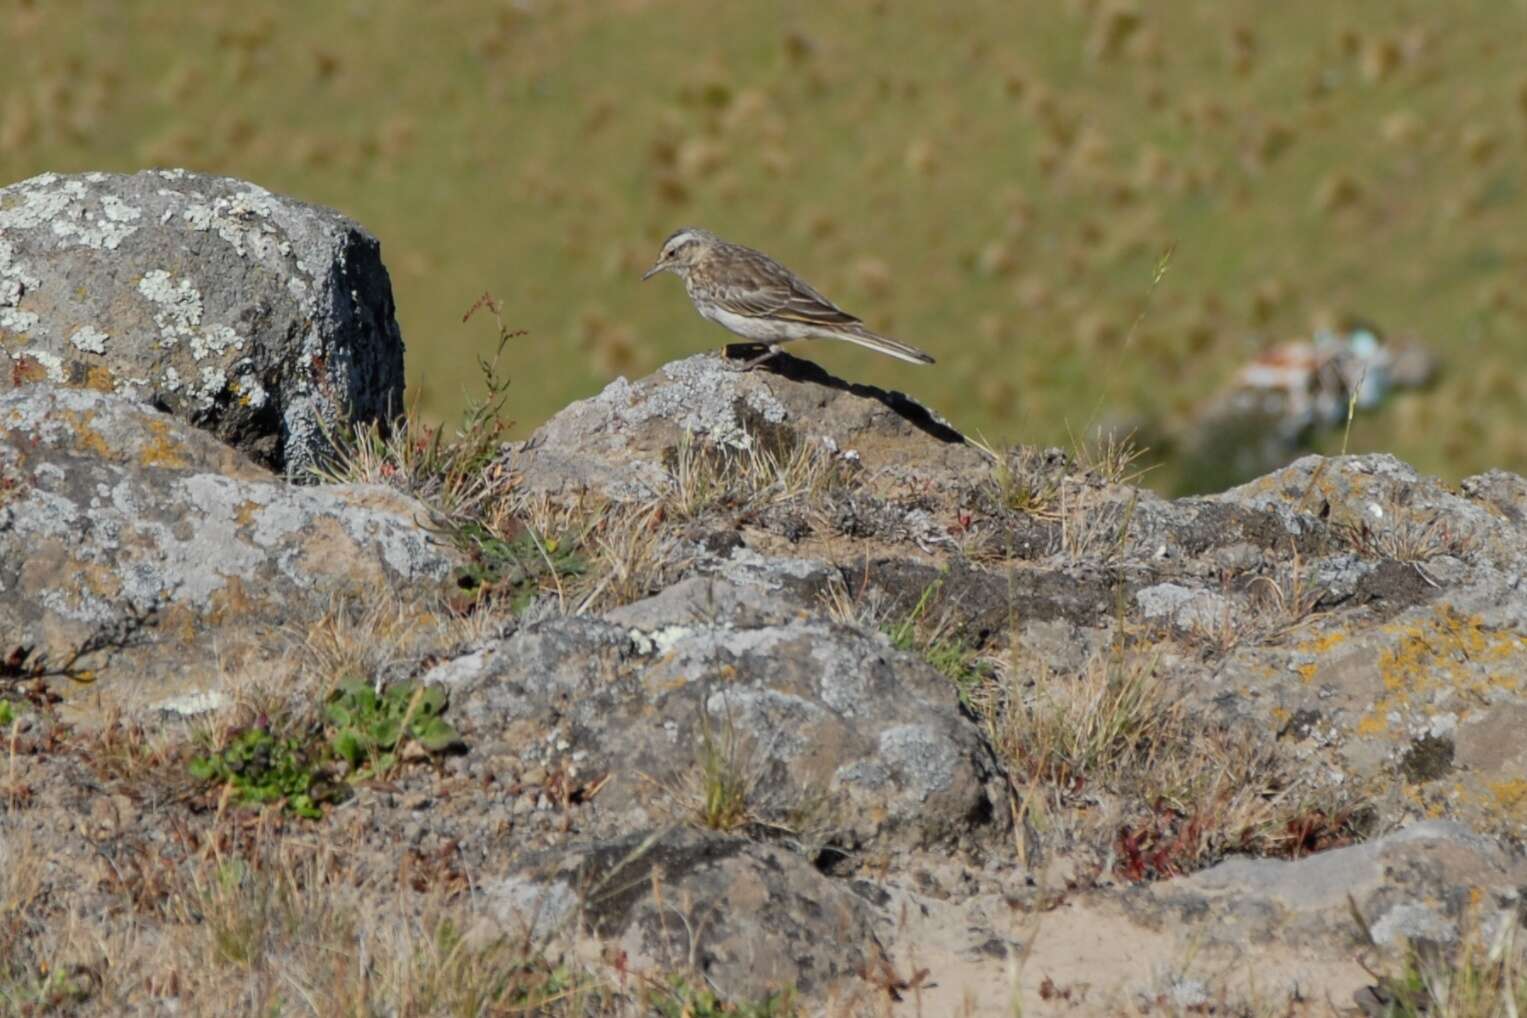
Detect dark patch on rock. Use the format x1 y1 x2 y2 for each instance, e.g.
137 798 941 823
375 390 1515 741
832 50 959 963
1173 501 1331 558
733 397 801 461
757 352 967 446
570 830 753 937
1399 734 1455 784
984 512 1063 560
1277 708 1322 742
846 879 894 908
754 505 812 542
976 936 1010 959
1352 559 1440 617
686 526 745 557
853 557 1123 638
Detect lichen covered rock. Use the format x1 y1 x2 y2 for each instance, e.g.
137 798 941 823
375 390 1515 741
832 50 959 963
0 170 404 474
0 385 453 705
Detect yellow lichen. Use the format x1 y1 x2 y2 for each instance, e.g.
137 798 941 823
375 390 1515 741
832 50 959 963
83 365 116 392
1306 631 1347 654
1356 605 1527 738
1488 778 1527 814
63 410 115 460
1355 713 1387 736
138 418 189 469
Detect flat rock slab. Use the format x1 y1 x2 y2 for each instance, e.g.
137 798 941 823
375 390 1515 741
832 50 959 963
1008 822 1526 1012
0 385 454 712
0 169 404 474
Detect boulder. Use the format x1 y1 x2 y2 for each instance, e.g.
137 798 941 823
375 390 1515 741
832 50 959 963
426 610 1006 864
0 385 454 712
509 351 984 501
0 170 404 475
486 828 888 1007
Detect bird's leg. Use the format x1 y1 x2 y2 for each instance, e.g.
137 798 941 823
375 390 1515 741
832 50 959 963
737 344 782 371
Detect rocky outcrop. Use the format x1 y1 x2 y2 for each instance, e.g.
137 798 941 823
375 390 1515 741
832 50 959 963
0 170 404 474
3 185 1524 1016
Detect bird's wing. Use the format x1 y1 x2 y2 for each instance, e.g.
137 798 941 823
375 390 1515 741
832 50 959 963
711 253 862 327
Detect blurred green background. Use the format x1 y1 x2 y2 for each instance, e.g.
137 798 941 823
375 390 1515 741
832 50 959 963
4 1 1524 491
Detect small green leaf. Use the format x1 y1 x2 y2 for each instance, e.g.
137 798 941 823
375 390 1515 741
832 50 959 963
372 718 402 748
333 730 362 767
412 717 462 752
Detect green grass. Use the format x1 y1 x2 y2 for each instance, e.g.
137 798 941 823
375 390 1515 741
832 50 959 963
4 1 1526 491
884 579 990 704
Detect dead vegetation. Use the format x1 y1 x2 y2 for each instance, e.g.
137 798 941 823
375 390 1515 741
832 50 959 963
975 638 1372 882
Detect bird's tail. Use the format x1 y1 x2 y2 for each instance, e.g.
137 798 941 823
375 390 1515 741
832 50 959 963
835 323 936 365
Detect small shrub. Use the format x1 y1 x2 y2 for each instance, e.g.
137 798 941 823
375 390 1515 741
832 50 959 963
188 725 340 820
884 579 991 704
654 976 797 1018
325 677 463 778
189 679 464 817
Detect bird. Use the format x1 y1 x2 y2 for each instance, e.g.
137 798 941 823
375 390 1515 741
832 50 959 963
641 227 935 368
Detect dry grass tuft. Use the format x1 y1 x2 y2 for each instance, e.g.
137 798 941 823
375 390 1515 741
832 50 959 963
977 641 1371 881
1353 906 1527 1018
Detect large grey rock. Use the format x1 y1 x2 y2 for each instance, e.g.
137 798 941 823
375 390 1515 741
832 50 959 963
0 385 454 710
508 351 982 501
0 169 404 474
426 612 1006 864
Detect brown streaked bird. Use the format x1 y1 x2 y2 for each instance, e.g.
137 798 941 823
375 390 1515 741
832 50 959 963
641 227 935 367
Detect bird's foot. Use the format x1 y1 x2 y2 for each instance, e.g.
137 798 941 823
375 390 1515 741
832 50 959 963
722 343 781 371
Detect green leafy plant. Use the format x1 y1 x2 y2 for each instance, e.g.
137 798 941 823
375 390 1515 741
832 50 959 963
188 725 339 820
189 679 463 817
0 699 19 726
451 521 586 613
325 678 463 778
654 977 795 1018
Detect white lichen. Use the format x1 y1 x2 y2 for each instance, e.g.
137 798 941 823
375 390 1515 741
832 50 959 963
0 307 39 332
69 326 109 354
189 323 244 360
138 269 203 347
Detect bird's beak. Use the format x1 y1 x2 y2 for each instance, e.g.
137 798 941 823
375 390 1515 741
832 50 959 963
641 260 666 281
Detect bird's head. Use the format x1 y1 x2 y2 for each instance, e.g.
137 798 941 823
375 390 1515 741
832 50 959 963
641 227 714 281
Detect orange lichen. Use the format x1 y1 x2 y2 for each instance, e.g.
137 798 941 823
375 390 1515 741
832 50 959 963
138 418 190 469
1355 604 1527 738
1304 631 1348 655
1355 713 1388 737
83 365 116 392
1487 778 1527 815
64 410 115 460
